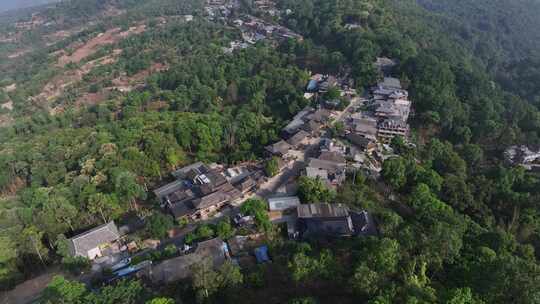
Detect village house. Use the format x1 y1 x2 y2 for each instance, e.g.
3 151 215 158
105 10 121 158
146 238 230 283
281 107 331 140
67 221 121 260
267 196 301 219
297 204 377 237
377 118 409 143
265 140 293 157
374 99 411 122
228 233 265 257
282 106 314 137
345 76 413 143
346 133 377 153
301 119 323 135
319 151 347 164
505 145 540 164
319 138 347 156
287 130 310 148
297 204 354 237
305 157 347 186
318 75 338 93
350 113 378 140
154 163 243 221
306 109 332 124
305 74 352 95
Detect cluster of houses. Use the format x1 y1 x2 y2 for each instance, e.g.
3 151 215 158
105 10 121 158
252 0 281 16
305 73 356 100
60 65 406 289
346 77 411 143
505 145 540 171
204 0 302 54
223 15 303 53
154 162 265 221
236 15 303 43
204 0 238 22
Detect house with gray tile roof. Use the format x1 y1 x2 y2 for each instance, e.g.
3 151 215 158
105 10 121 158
68 221 121 260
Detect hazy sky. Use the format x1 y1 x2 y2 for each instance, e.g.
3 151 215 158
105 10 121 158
0 0 58 13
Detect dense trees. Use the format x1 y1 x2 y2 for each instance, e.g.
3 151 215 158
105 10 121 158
240 198 272 233
297 176 335 204
146 213 174 239
0 29 310 282
264 157 280 177
1 0 540 302
191 260 243 302
42 276 145 304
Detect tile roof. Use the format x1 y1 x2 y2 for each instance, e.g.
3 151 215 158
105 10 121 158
171 162 209 179
287 130 310 147
265 140 292 155
68 221 120 257
154 180 186 200
318 151 347 164
148 238 228 283
297 203 350 219
267 196 300 211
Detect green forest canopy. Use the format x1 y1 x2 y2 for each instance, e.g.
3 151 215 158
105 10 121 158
1 0 540 303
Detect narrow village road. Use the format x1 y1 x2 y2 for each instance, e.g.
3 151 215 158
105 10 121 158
334 97 363 124
256 136 322 198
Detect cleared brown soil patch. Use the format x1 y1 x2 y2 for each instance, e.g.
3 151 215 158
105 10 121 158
0 177 25 196
34 53 120 108
111 62 168 92
3 83 16 93
57 24 146 66
76 91 108 107
1 100 13 111
58 28 121 65
0 114 13 127
7 49 30 59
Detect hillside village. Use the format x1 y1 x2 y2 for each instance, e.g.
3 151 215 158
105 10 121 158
4 0 540 303
0 0 423 301
1 0 415 291
60 50 412 284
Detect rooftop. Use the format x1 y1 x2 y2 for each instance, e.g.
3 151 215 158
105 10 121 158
287 130 310 147
154 180 186 201
318 151 347 164
68 221 120 257
301 120 323 133
283 106 314 133
297 203 350 219
265 140 292 155
306 109 332 123
172 162 209 179
148 238 228 283
268 196 301 211
307 157 346 173
306 167 329 180
346 133 374 150
380 77 402 89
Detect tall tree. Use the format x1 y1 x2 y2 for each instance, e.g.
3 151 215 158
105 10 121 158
21 226 48 266
114 171 145 210
42 275 87 304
